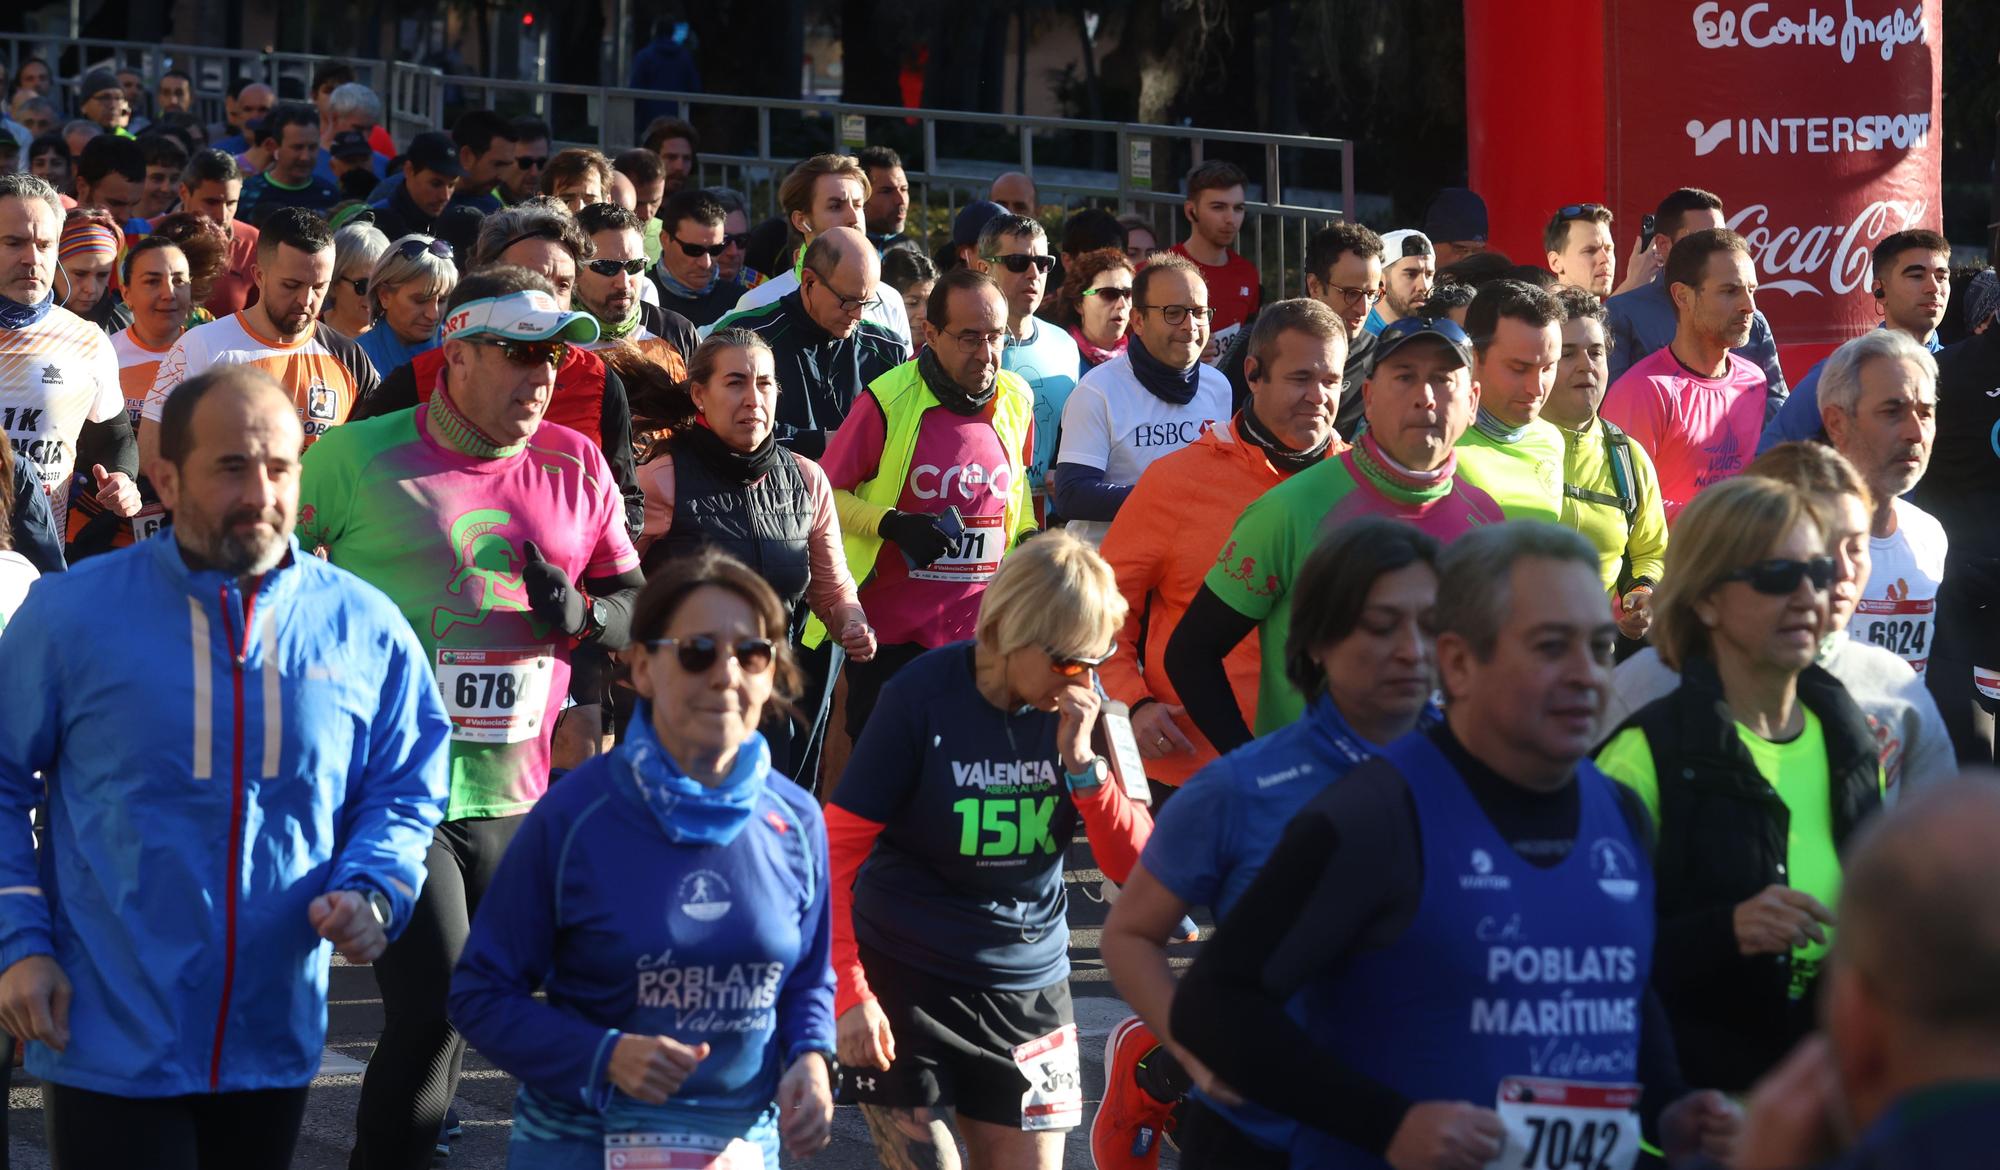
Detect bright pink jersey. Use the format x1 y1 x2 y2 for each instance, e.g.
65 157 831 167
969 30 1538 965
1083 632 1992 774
1600 347 1768 524
821 395 1032 649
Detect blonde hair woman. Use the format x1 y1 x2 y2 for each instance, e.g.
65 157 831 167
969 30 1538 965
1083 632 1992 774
825 531 1153 1170
355 234 458 378
1596 474 1884 1093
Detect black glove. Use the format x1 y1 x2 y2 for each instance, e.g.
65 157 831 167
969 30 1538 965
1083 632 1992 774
878 510 956 569
522 539 588 636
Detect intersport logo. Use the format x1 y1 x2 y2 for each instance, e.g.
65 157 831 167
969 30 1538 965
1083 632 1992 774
1727 199 1928 298
1684 112 1931 158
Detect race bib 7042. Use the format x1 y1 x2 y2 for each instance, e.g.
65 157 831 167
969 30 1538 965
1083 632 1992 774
1489 1078 1640 1170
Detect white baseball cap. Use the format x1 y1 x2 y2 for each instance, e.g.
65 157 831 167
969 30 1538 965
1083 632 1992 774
1381 229 1435 263
441 290 600 345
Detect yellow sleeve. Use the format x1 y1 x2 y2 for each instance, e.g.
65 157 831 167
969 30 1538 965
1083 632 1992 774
834 489 888 539
1594 727 1661 827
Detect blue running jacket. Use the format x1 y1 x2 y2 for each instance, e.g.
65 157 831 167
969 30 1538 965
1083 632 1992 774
0 534 450 1096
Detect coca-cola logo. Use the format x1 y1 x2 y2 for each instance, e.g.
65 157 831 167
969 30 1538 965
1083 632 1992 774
1692 1 1926 63
1727 199 1927 297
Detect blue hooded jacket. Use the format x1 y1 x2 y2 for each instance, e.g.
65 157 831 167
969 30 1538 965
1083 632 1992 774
0 532 450 1096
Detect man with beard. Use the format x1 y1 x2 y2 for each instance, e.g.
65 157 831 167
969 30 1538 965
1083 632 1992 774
138 207 377 469
1363 229 1436 336
0 365 449 1167
573 201 697 376
1601 229 1768 525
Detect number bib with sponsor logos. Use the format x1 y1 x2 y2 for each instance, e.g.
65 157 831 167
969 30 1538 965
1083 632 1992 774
132 506 168 542
1489 1078 1640 1170
1011 1023 1083 1131
436 646 554 744
604 1132 764 1170
909 512 1004 583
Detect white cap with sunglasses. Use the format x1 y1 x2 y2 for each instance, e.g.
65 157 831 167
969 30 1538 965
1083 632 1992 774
442 290 602 346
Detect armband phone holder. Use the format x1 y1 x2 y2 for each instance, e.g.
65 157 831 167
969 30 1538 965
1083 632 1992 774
1092 697 1151 805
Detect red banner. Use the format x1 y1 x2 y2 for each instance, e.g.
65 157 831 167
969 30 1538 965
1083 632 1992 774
1605 0 1943 359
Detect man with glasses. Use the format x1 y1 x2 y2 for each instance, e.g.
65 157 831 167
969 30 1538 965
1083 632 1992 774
1364 229 1436 336
1220 222 1384 437
726 153 912 345
970 213 1080 516
649 187 750 327
503 117 552 206
574 201 697 374
74 69 131 137
1168 315 1503 751
139 207 378 468
297 266 644 1170
821 267 1039 737
1054 252 1231 546
714 225 906 461
1545 202 1619 297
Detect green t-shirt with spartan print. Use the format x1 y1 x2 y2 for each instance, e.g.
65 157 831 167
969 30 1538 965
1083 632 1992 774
297 405 639 818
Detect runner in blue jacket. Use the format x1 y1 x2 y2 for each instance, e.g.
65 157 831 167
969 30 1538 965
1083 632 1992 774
451 550 837 1169
0 367 450 1167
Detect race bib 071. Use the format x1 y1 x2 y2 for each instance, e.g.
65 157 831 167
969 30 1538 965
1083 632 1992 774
909 512 1004 583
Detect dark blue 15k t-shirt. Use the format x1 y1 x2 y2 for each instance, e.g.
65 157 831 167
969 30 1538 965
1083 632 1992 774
832 642 1083 990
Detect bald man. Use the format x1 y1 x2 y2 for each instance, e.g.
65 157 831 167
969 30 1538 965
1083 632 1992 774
1737 778 2000 1169
990 170 1038 217
713 224 908 460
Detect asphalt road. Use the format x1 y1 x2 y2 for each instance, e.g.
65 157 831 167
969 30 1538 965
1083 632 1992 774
4 840 1198 1169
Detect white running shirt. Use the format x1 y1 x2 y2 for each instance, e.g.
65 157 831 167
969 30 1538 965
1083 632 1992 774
1853 497 1948 674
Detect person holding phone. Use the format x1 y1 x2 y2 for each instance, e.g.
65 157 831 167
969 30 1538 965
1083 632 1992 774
826 531 1154 1170
820 268 1040 740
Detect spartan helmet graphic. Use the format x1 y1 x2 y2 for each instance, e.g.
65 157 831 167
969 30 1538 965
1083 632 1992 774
431 508 547 638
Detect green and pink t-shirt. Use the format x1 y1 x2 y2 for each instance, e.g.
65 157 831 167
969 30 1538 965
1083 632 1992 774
297 405 639 819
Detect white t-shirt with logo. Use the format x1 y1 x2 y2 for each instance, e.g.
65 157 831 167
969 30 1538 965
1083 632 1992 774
0 306 123 514
1853 497 1947 674
1055 350 1231 546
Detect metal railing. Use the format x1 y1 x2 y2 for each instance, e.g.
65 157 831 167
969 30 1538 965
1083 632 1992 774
390 71 1356 299
0 32 1357 298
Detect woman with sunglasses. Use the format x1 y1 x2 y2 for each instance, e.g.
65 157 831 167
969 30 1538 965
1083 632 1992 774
1098 516 1440 1169
1596 474 1884 1093
637 329 877 777
322 219 389 340
356 233 458 379
826 531 1153 1170
451 550 837 1169
1058 247 1134 370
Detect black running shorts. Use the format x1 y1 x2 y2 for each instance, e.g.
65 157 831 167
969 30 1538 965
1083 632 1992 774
838 942 1075 1129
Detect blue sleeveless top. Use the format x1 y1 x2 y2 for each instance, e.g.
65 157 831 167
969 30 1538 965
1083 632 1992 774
1292 733 1655 1169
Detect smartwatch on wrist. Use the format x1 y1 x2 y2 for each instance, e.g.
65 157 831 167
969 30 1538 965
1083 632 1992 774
1064 756 1111 793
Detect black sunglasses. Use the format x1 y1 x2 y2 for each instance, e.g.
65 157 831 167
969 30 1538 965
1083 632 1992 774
1046 646 1111 678
1081 286 1132 302
585 257 649 276
395 237 453 262
515 155 549 169
985 253 1055 275
646 635 777 675
1558 202 1609 221
723 232 750 249
1722 557 1835 596
467 338 569 368
344 276 369 297
672 237 729 259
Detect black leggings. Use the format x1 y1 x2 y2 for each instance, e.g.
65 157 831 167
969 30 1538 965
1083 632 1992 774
349 814 523 1170
46 1082 309 1170
1174 1096 1290 1170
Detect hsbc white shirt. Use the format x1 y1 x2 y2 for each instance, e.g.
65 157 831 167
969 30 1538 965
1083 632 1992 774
1056 350 1231 546
1853 497 1948 674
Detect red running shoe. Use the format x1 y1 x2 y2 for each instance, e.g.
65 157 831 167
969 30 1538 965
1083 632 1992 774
1091 1016 1176 1170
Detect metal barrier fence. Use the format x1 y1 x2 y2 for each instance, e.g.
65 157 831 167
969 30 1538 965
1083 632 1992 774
412 73 1356 299
1 33 1357 298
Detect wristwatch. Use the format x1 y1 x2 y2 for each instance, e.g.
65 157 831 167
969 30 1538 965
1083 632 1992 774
1064 756 1111 794
361 889 393 932
581 595 609 641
